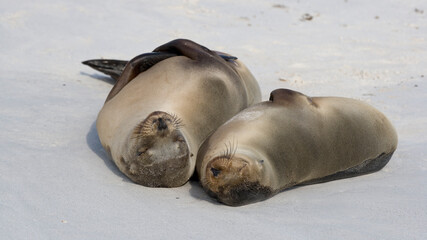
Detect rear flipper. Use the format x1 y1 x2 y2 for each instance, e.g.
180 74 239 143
300 151 394 186
82 54 237 81
82 59 128 81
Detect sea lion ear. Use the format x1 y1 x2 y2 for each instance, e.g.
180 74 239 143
105 52 176 102
153 38 214 60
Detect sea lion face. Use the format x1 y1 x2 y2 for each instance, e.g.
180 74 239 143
202 155 273 206
120 111 190 187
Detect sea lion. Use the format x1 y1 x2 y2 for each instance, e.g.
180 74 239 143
197 88 398 206
86 39 261 187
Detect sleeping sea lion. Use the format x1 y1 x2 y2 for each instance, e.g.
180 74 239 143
196 88 398 205
84 39 261 187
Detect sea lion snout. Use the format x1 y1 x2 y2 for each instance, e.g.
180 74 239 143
202 155 271 205
154 117 169 137
156 117 168 131
134 111 183 139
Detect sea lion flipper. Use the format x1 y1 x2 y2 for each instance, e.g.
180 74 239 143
299 152 394 186
218 54 238 61
82 54 237 81
105 52 177 102
82 59 128 81
153 39 212 60
153 39 239 62
83 39 237 83
153 38 239 62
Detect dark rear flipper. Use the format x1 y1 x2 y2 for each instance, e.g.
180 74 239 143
82 59 128 81
82 52 236 82
300 151 394 186
82 39 238 102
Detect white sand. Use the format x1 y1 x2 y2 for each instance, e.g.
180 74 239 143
1 0 426 239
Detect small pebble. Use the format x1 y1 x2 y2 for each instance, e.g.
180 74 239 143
301 13 313 21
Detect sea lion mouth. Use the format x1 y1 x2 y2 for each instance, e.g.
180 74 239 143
203 177 273 206
121 111 190 187
217 182 273 206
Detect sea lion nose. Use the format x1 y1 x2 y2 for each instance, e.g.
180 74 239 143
157 117 168 130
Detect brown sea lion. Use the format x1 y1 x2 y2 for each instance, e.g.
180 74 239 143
197 88 398 205
86 39 261 187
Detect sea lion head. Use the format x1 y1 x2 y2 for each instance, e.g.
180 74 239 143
202 152 273 206
120 111 191 187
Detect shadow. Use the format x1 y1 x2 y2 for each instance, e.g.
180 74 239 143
86 120 131 182
80 71 116 85
188 179 221 205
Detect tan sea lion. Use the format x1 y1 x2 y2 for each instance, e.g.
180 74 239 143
197 88 398 206
86 39 261 187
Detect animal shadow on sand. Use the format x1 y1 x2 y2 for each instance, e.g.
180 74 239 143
188 179 222 205
80 71 116 85
86 121 221 203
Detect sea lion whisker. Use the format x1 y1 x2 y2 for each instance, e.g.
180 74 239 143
230 138 238 160
132 120 153 136
167 112 184 129
219 142 232 160
220 139 238 160
131 131 153 139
